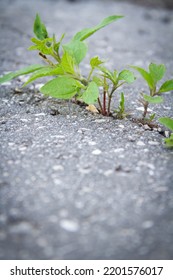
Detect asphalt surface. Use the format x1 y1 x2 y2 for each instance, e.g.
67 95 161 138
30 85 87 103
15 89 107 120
0 0 173 260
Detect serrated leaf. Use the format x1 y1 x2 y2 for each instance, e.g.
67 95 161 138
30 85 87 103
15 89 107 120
149 63 166 83
63 40 88 64
29 37 54 56
90 56 104 68
159 79 173 93
33 14 48 40
73 15 123 41
143 94 163 104
130 65 154 89
0 64 45 84
82 81 99 104
40 77 84 99
118 70 135 83
61 51 75 74
159 117 173 131
23 66 64 86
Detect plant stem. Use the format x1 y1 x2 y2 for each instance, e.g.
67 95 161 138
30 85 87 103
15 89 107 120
97 97 103 113
102 77 107 115
87 68 94 82
52 52 61 63
107 86 116 115
39 52 55 66
143 101 149 119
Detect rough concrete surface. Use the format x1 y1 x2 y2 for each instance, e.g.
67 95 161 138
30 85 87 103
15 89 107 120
0 0 173 260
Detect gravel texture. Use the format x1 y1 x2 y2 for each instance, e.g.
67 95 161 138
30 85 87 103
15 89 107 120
0 0 173 260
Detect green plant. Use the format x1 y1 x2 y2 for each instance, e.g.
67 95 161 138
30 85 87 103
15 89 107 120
114 92 128 119
0 13 135 116
130 63 173 119
159 117 173 147
93 66 135 116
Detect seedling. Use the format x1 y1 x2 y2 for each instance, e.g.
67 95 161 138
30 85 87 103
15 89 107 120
93 66 135 116
130 63 173 119
114 92 128 119
159 117 173 147
0 13 134 116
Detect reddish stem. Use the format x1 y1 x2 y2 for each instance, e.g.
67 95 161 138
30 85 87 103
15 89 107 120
103 90 107 115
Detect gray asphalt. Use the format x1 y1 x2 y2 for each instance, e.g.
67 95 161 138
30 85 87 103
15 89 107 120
0 0 173 259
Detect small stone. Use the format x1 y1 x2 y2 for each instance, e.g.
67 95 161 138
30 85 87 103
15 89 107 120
19 76 30 83
53 179 62 185
8 142 15 146
18 146 27 151
94 119 107 123
148 141 160 145
88 141 96 146
104 170 113 176
143 124 151 131
165 131 170 138
60 219 79 232
52 165 64 171
21 119 29 123
136 107 152 112
113 148 125 153
128 136 136 142
14 87 22 93
92 149 102 155
137 141 145 146
34 113 46 117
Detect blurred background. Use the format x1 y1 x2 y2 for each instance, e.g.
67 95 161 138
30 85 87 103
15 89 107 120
61 0 173 9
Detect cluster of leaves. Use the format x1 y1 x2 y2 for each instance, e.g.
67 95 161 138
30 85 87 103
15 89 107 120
0 14 135 117
0 14 173 147
131 63 173 120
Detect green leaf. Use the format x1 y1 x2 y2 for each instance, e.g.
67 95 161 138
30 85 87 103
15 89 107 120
61 51 75 74
143 94 163 104
73 15 123 41
159 79 173 93
53 33 65 54
159 117 173 131
23 66 64 86
120 92 125 110
164 134 173 148
90 56 104 68
0 64 45 84
33 14 48 40
118 70 135 83
130 65 154 89
92 76 104 87
98 66 115 83
63 40 88 64
29 37 54 56
82 81 99 104
40 76 84 99
149 63 166 83
149 113 156 122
